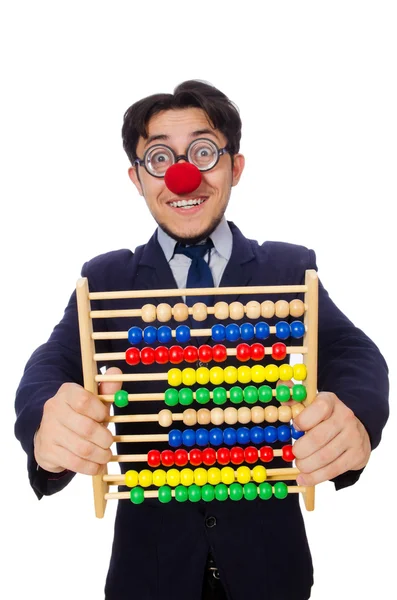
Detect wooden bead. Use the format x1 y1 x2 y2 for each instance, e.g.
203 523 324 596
224 407 238 425
251 406 265 424
192 302 208 322
237 407 251 424
197 408 211 425
278 406 292 423
141 304 157 323
291 404 305 419
275 300 289 318
245 300 261 319
264 405 279 423
214 301 229 319
183 409 197 427
290 299 305 318
261 300 275 319
229 301 245 320
158 409 173 428
211 407 224 426
173 302 189 322
157 303 172 323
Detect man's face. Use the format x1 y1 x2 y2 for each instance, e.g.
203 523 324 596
128 107 245 243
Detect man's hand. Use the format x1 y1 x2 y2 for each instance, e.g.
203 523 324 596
292 392 371 486
34 367 122 476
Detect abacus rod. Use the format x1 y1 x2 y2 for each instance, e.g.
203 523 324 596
114 434 169 443
99 391 306 405
110 449 285 462
105 486 307 500
103 468 300 483
96 373 167 383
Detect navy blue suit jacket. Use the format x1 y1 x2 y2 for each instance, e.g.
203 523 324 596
15 222 389 600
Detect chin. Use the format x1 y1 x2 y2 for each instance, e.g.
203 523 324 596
161 219 221 245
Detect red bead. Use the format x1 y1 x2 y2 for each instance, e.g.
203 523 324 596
198 345 213 363
125 347 140 366
272 342 287 361
155 346 169 364
147 449 161 467
212 344 227 363
282 445 295 462
169 345 184 364
251 343 265 361
184 345 198 363
244 446 259 464
189 448 202 466
202 447 217 466
161 450 175 467
217 447 230 465
260 446 274 462
174 449 189 467
230 446 245 465
236 343 251 362
141 347 155 365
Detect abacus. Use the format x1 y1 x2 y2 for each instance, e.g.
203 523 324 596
76 270 318 518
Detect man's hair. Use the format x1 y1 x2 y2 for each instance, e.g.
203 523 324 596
122 80 242 164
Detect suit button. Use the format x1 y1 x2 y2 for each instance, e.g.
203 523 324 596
206 516 217 528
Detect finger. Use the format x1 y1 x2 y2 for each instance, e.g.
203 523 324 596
295 429 347 474
292 418 343 460
64 385 109 423
60 403 114 450
99 367 123 396
53 425 112 466
296 448 354 486
293 392 336 432
42 444 107 476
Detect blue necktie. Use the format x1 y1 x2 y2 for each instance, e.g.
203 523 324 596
174 239 214 307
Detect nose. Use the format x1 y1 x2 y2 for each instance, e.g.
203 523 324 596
164 162 202 195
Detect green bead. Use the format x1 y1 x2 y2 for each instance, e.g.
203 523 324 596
276 385 291 403
258 482 273 500
274 482 288 499
214 483 228 501
213 387 227 405
130 486 144 504
229 386 244 404
243 482 258 501
201 484 215 502
258 385 273 403
196 387 210 404
179 388 193 406
114 390 129 408
292 384 307 402
158 485 172 503
164 388 179 407
229 482 244 501
175 485 188 503
243 385 258 404
188 484 201 502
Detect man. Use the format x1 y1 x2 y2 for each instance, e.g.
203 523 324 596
15 80 389 600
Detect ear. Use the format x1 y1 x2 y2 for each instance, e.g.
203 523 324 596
231 154 245 187
128 166 144 196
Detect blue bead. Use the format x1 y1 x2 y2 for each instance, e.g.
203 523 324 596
182 429 196 447
209 428 223 446
291 424 304 440
223 427 237 446
275 321 290 340
175 325 190 343
158 325 172 344
255 322 270 340
195 428 209 447
240 323 255 341
127 326 143 345
211 324 226 342
143 326 157 344
290 320 305 339
264 426 278 444
250 426 265 444
236 427 250 445
225 323 240 342
168 429 182 448
278 425 291 442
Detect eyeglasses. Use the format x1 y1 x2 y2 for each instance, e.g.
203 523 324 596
134 138 229 178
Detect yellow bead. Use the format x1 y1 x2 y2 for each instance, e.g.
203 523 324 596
125 470 138 488
251 364 266 383
153 469 167 487
180 468 194 486
293 363 307 381
166 468 180 487
194 467 208 486
210 366 224 385
252 465 267 483
264 364 279 382
196 367 210 385
207 467 221 485
237 365 252 384
221 466 235 485
279 364 294 381
182 367 196 386
224 365 238 384
138 469 153 488
236 466 251 484
168 368 182 387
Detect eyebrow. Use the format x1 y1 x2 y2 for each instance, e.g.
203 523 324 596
144 129 221 149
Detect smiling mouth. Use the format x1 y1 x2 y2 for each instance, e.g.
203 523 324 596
168 197 208 209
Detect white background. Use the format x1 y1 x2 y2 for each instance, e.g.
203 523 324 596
1 1 396 599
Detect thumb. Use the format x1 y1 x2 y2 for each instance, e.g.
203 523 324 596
98 366 123 396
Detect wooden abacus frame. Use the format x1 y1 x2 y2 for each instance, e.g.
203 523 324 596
76 270 318 518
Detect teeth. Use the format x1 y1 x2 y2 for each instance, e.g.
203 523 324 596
170 198 206 208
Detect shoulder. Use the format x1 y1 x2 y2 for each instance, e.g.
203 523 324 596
258 240 317 269
80 247 144 290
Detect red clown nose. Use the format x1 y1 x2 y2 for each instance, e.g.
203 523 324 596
164 162 202 195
